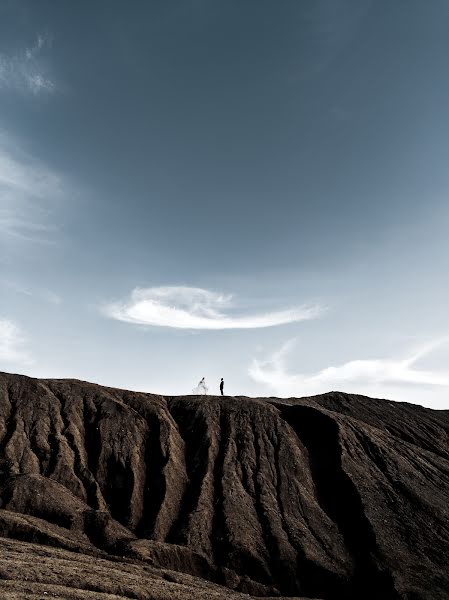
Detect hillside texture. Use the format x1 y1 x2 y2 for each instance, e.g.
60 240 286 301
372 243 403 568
0 372 448 599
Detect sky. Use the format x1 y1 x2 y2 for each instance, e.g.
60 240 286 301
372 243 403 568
1 0 449 408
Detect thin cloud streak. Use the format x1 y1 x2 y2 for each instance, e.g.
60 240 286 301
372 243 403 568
0 132 63 244
249 338 449 402
0 33 55 94
0 319 32 364
1 280 61 305
103 286 324 330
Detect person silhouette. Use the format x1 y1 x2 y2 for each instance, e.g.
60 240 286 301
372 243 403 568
220 378 224 396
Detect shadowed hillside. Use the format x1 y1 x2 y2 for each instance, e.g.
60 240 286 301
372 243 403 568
0 372 448 599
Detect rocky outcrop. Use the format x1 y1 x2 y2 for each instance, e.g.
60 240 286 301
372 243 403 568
0 372 448 599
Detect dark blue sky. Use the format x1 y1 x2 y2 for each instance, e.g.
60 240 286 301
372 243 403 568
2 1 449 406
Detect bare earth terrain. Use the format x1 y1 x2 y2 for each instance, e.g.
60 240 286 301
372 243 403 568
0 372 448 599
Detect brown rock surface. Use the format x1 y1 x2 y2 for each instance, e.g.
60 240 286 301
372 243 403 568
0 372 448 599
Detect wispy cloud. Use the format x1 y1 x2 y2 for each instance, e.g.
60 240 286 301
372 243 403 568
103 286 324 330
0 33 55 94
0 131 63 244
249 338 449 404
1 280 61 304
0 319 32 364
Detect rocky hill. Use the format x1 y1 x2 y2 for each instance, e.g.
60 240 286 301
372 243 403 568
0 371 448 599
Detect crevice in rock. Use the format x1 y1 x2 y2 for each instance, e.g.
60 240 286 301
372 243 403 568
103 455 134 526
283 404 399 600
269 425 301 594
44 430 60 478
214 407 272 589
165 404 210 546
82 397 102 483
48 386 100 507
136 414 168 538
1 388 17 465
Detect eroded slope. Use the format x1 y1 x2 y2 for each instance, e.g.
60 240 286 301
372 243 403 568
0 372 448 599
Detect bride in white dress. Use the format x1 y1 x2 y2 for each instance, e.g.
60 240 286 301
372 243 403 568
193 377 208 395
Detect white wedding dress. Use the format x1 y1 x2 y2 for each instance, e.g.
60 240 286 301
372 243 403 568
192 378 208 395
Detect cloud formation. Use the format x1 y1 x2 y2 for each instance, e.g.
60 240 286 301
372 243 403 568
0 132 62 244
0 33 55 94
249 338 449 404
104 286 323 330
0 319 32 364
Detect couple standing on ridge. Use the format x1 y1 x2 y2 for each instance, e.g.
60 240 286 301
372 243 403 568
194 377 224 396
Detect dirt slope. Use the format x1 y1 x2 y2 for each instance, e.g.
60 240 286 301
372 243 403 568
0 372 448 599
